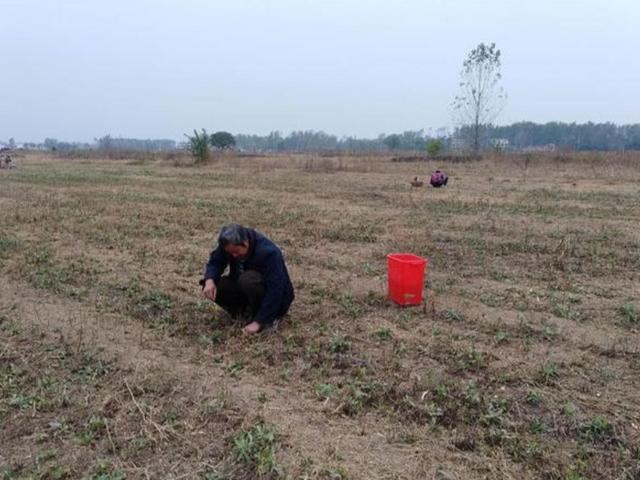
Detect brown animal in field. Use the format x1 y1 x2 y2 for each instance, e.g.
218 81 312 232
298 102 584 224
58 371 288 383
1 155 16 169
410 176 424 187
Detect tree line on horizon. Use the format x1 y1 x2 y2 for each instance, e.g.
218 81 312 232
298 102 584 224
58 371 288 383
8 121 640 154
234 122 640 153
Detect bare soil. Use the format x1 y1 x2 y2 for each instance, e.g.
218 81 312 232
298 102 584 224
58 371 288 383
1 152 639 479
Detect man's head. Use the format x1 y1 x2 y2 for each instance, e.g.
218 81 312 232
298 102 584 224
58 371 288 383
218 224 250 259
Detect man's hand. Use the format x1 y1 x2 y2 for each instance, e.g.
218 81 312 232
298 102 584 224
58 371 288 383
202 279 217 301
243 321 262 335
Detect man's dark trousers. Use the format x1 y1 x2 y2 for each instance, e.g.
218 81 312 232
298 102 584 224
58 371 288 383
215 270 265 320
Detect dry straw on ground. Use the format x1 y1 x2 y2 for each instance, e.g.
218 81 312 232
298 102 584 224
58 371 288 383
1 151 639 479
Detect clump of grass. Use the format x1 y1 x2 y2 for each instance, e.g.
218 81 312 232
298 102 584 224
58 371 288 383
21 246 96 296
231 423 283 477
542 325 560 342
488 268 509 282
0 234 21 259
537 362 559 385
494 330 508 344
482 397 509 428
434 383 449 399
321 466 348 479
201 330 225 346
335 293 363 318
455 348 485 372
40 464 71 480
322 223 378 243
72 352 113 382
524 440 544 459
201 470 223 480
161 410 179 425
0 315 20 336
564 470 587 480
620 303 638 325
0 466 17 478
562 402 578 418
445 309 465 322
552 302 583 321
528 418 550 434
110 282 176 326
314 383 334 400
340 379 386 417
200 392 228 417
480 293 503 308
364 290 386 307
374 327 393 341
580 415 612 442
138 290 174 314
88 461 126 480
35 448 57 467
329 334 350 353
463 381 482 406
279 367 292 381
526 391 542 406
228 361 245 376
76 415 107 445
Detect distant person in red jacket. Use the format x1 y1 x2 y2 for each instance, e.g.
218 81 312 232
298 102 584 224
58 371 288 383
430 170 448 187
201 224 294 335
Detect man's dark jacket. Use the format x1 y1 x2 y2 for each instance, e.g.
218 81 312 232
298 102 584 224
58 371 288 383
203 228 294 325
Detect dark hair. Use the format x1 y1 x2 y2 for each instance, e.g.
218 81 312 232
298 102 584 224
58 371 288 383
218 224 249 247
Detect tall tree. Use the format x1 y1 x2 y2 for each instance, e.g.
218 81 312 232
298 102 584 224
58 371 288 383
383 134 401 151
209 131 236 150
426 138 444 157
452 42 506 154
43 138 58 151
97 134 113 150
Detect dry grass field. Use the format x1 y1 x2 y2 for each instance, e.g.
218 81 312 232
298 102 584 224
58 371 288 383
1 152 639 479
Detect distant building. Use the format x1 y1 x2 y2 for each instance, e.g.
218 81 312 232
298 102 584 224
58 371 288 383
522 144 557 153
491 138 510 151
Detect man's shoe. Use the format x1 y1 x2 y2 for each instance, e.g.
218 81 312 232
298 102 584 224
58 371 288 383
263 317 281 332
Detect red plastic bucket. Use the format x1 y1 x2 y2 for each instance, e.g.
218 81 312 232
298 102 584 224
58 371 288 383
387 253 428 306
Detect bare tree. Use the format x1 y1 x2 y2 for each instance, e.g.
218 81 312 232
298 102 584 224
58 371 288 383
452 42 506 154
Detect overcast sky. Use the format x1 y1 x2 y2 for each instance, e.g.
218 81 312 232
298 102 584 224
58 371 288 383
1 0 638 142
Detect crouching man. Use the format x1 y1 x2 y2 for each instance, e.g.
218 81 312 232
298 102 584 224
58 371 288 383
201 224 294 335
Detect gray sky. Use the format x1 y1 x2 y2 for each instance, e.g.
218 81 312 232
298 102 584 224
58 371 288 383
1 0 638 142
